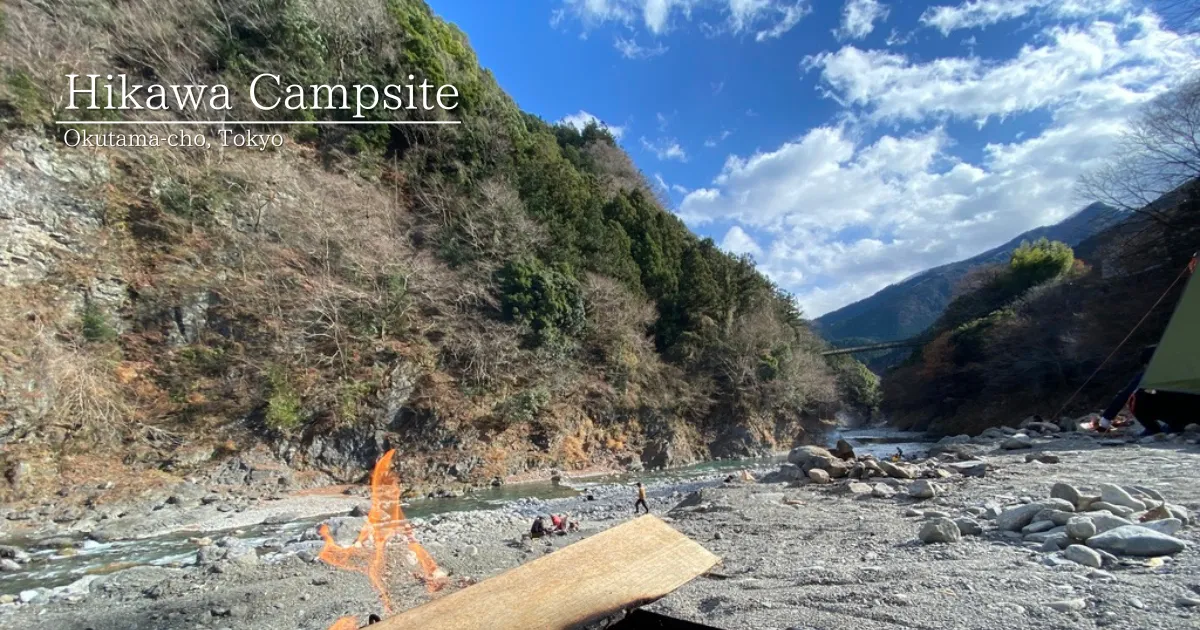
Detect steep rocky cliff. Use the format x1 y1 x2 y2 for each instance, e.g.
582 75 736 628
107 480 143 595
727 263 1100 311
0 0 859 502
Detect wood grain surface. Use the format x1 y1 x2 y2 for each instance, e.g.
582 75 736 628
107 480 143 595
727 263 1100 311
376 515 720 630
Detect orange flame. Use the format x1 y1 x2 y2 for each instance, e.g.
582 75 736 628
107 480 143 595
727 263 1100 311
318 449 445 628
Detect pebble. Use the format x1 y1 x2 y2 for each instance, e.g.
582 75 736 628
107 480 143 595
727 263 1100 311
1047 598 1086 612
955 517 983 536
870 484 894 499
1177 596 1200 608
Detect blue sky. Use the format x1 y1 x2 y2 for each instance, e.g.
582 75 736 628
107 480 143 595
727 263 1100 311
427 0 1199 317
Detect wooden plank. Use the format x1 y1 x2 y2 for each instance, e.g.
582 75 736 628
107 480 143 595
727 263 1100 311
377 515 720 630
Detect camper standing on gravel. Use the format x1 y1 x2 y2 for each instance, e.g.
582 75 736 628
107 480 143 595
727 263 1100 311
634 482 649 514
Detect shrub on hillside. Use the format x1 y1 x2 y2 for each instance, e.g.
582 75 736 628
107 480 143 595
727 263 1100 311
264 366 303 431
80 303 117 343
1006 238 1075 293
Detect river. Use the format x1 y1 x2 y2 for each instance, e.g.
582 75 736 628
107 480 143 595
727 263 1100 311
0 428 929 595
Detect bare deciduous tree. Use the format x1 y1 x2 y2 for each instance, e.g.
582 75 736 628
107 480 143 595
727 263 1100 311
1079 74 1200 227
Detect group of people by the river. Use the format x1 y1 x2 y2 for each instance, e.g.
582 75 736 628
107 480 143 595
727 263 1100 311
529 482 651 538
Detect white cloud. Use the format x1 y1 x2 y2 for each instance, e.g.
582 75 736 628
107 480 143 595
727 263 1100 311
679 15 1200 317
806 16 1199 124
704 129 734 147
836 0 890 41
721 225 764 257
641 136 689 161
752 1 811 41
614 35 669 58
558 110 626 139
885 28 913 46
653 172 671 192
920 0 1131 35
555 0 810 42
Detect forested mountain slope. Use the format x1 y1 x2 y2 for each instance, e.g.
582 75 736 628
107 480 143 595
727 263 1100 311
0 0 874 500
883 211 1200 435
880 71 1200 436
814 202 1120 369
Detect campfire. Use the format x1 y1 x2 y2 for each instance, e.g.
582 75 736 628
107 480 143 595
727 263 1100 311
318 449 447 629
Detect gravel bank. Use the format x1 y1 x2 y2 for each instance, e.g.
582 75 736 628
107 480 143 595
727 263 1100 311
1 432 1197 630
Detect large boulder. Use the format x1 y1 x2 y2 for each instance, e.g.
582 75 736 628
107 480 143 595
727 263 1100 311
1065 516 1097 540
918 518 962 544
1050 482 1083 510
929 443 981 460
878 461 917 479
1086 513 1134 534
641 439 676 471
775 462 804 482
845 482 873 495
995 499 1074 532
1090 502 1136 518
787 446 837 472
832 439 856 461
1001 434 1033 450
826 459 852 479
1086 525 1187 557
1140 518 1183 536
947 460 988 477
1142 503 1191 526
1064 544 1103 568
908 480 940 500
1034 509 1075 527
1098 484 1146 512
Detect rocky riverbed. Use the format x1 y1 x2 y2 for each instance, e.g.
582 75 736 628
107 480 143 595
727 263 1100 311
1 425 1198 629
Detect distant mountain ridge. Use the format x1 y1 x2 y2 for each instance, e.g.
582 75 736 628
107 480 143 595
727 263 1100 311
814 203 1122 351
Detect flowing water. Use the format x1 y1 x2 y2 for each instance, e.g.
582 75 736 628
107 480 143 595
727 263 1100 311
0 429 929 595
